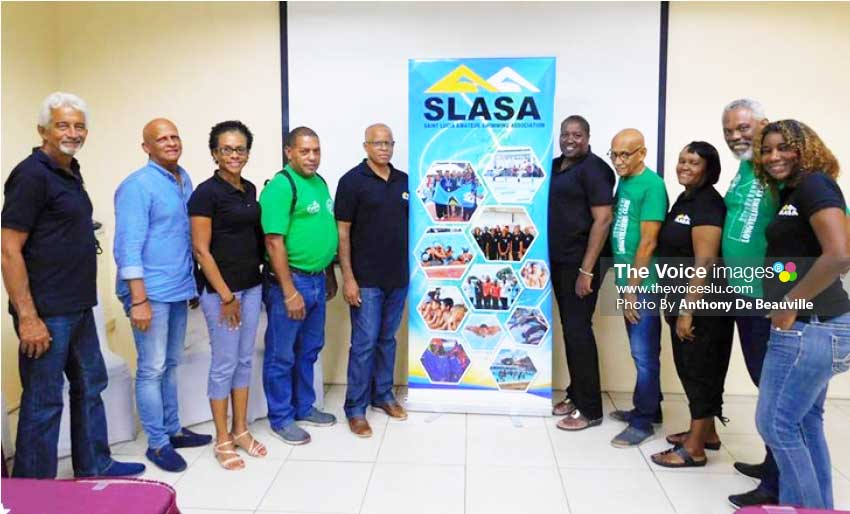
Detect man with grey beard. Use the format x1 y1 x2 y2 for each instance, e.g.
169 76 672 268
720 99 779 509
1 92 145 478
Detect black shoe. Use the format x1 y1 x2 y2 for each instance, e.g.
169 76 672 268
608 409 663 425
728 488 777 509
733 461 764 480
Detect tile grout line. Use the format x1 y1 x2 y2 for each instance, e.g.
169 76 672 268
250 430 291 513
357 414 391 514
544 403 573 514
620 391 679 514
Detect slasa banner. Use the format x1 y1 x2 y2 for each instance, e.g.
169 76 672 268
407 57 555 415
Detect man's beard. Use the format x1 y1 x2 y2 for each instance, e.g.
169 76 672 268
59 140 84 156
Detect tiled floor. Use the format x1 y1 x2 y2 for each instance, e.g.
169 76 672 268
38 387 850 514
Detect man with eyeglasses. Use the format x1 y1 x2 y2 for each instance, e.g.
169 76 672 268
335 123 409 438
114 118 213 472
720 99 780 509
548 115 615 431
606 128 668 448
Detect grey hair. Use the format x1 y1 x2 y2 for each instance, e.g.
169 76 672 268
722 98 766 121
38 91 88 127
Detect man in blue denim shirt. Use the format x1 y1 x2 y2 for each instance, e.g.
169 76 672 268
1 92 144 478
335 124 409 438
114 118 211 472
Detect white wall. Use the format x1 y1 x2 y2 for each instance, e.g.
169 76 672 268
3 1 850 407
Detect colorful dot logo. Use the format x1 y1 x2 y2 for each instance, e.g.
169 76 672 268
773 261 797 283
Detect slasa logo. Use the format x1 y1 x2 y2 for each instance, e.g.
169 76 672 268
423 65 541 122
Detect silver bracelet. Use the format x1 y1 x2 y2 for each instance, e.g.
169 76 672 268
578 267 594 278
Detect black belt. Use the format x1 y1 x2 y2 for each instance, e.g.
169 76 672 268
264 265 324 279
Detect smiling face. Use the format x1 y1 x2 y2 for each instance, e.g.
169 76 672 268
559 120 589 160
38 106 88 161
760 131 799 182
213 130 249 175
143 119 182 171
676 148 707 188
722 107 761 160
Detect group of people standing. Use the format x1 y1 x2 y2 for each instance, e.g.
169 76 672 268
548 101 850 510
472 225 535 261
2 90 848 511
2 92 410 476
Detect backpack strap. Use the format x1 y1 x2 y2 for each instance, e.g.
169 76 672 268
263 168 327 216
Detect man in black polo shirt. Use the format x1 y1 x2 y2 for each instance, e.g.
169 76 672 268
335 123 409 438
1 92 145 478
548 114 615 431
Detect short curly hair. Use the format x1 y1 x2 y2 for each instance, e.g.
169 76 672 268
208 120 253 152
753 119 840 189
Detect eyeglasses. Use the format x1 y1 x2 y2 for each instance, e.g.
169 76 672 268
217 146 249 156
607 147 644 162
366 140 395 148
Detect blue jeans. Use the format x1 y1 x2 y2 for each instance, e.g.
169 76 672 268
262 273 326 430
344 286 408 418
13 310 113 478
733 295 778 495
125 298 187 450
756 313 850 508
623 294 662 431
199 285 262 399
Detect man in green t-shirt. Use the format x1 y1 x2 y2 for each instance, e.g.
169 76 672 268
259 126 339 446
607 129 668 448
721 99 779 508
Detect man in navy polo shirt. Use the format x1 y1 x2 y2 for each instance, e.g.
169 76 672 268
335 123 409 437
1 92 144 478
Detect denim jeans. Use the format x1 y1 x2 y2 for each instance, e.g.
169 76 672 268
199 285 262 399
262 273 326 430
733 294 779 495
623 293 662 431
13 310 113 478
756 313 850 508
125 298 187 450
344 286 408 418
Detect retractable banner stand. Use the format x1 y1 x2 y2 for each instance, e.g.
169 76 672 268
407 57 556 415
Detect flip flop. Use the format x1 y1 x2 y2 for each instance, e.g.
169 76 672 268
665 431 721 451
651 445 707 468
232 431 268 458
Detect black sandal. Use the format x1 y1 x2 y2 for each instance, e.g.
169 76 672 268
665 431 721 451
651 445 707 468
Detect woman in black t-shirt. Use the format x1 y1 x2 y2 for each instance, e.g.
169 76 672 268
188 121 267 470
752 120 850 509
651 142 735 469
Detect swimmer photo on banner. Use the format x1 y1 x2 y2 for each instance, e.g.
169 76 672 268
407 57 555 415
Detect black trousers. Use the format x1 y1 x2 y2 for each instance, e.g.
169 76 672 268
552 261 603 420
666 314 734 420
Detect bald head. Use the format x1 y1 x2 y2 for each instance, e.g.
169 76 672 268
142 118 182 172
610 128 647 177
363 123 395 169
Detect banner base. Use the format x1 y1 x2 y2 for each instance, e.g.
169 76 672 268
405 389 551 417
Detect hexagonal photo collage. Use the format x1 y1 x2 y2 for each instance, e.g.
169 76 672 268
468 206 537 263
414 227 475 280
420 337 472 384
480 146 546 204
488 348 538 391
416 285 470 332
416 160 486 223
